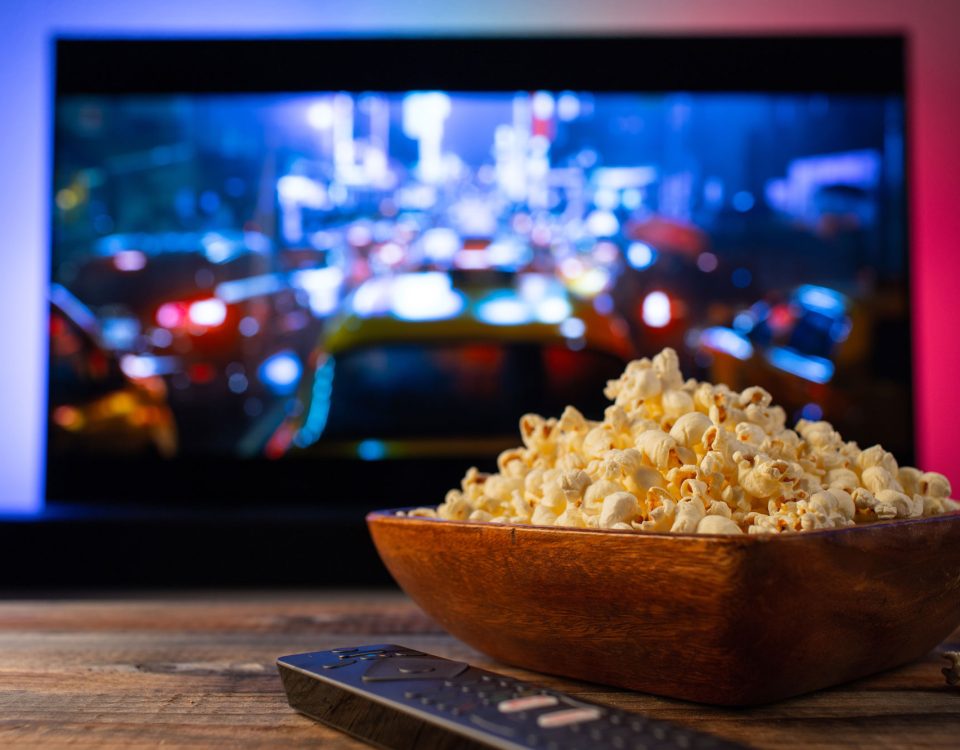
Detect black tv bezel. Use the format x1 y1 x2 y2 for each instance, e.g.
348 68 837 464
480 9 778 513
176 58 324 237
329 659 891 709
55 35 905 95
35 35 911 586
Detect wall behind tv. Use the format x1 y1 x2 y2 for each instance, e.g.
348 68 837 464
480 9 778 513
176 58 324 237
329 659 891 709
1 0 958 513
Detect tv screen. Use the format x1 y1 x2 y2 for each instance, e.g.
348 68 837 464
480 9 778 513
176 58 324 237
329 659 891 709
49 37 909 507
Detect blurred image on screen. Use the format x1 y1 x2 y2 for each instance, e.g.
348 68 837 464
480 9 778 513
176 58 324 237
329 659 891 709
51 90 909 480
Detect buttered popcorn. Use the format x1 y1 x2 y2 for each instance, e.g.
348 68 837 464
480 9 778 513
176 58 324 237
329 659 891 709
407 348 959 534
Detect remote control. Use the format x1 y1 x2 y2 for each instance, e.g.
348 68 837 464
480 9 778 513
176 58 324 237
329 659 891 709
277 644 748 750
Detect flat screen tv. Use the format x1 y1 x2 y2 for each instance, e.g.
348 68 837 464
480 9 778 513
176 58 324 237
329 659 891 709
48 36 909 523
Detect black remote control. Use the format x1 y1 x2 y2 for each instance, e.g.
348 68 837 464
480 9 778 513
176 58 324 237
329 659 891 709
277 644 748 750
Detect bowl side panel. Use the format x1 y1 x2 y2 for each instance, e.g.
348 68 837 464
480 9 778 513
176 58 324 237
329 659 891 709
368 518 750 702
730 515 960 702
368 514 960 706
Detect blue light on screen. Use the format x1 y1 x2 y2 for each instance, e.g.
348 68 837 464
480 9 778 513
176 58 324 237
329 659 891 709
700 326 754 361
357 439 387 461
766 346 835 384
626 241 656 270
475 292 533 326
294 356 335 448
795 284 847 318
259 351 303 395
389 273 465 321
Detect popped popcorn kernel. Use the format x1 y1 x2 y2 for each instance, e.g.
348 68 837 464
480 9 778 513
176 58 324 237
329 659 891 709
942 652 960 687
419 348 958 534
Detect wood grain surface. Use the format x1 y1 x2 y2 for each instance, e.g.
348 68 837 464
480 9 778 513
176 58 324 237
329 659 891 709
0 591 958 748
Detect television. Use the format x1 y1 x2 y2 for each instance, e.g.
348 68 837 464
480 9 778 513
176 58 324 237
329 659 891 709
35 35 910 582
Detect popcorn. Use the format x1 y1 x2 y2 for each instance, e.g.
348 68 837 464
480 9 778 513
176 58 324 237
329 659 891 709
423 348 958 534
671 498 706 533
898 466 922 496
662 389 696 419
636 429 682 470
921 471 952 499
638 494 676 532
697 515 743 535
560 469 592 505
437 494 471 520
705 499 733 518
531 504 559 526
859 465 903 495
873 489 923 521
857 445 899 477
737 455 791 499
942 652 960 686
825 467 860 494
583 479 627 514
599 491 639 528
669 411 713 448
555 505 591 528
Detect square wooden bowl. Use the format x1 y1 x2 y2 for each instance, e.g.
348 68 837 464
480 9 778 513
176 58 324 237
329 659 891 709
367 509 960 706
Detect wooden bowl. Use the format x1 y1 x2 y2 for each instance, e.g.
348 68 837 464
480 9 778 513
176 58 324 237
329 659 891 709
367 510 960 706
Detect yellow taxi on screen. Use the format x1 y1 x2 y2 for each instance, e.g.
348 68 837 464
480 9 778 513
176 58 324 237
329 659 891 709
266 270 634 461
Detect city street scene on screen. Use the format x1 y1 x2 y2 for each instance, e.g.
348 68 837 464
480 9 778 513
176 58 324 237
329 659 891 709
51 91 910 470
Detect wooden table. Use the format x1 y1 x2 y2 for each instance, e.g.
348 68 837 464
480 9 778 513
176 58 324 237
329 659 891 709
0 592 957 748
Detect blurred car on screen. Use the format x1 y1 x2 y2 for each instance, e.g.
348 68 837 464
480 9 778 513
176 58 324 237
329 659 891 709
691 283 905 440
265 269 635 460
66 230 326 393
48 284 177 457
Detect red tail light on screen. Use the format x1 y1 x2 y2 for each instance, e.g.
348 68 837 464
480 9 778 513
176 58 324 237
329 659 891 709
188 299 228 327
156 299 227 329
156 302 188 328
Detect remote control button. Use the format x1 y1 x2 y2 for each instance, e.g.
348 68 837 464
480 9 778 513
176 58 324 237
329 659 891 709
359 655 383 660
363 657 468 682
421 689 460 710
398 665 435 674
588 726 606 741
482 691 512 701
469 714 517 737
445 679 477 688
513 685 550 698
330 647 358 654
537 707 603 729
498 695 559 713
450 700 479 716
338 653 358 660
480 690 515 705
321 659 356 668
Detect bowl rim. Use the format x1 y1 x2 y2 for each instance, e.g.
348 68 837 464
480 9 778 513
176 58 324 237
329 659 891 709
367 506 960 544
